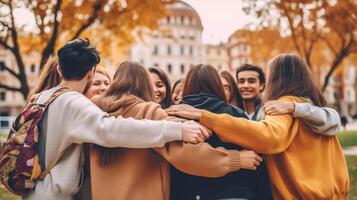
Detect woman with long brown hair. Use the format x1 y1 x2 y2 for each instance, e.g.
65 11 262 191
89 61 261 200
220 70 243 108
170 64 272 200
167 54 349 199
149 67 172 108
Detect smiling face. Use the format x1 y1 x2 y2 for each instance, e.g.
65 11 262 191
85 72 111 99
237 70 264 101
150 72 167 104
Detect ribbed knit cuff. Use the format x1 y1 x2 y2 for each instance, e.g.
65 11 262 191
163 121 182 143
226 150 241 172
292 103 309 118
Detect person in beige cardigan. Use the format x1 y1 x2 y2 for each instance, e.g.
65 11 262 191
89 61 262 200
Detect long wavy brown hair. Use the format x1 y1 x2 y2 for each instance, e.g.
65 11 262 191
95 61 155 166
28 58 62 99
183 64 226 102
220 71 243 108
265 54 326 107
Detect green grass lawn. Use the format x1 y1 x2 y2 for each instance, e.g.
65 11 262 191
347 156 357 200
338 130 357 147
0 186 19 200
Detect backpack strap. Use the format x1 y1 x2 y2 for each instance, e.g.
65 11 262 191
39 144 75 180
42 87 70 109
35 87 72 180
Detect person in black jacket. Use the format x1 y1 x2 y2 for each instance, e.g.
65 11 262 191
170 64 273 200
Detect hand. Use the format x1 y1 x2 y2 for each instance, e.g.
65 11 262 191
239 150 263 170
181 121 212 144
263 101 295 116
166 104 202 120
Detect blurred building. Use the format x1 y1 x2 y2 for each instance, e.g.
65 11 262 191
227 30 252 71
127 1 230 81
128 1 204 81
203 43 230 72
0 46 40 131
323 66 357 116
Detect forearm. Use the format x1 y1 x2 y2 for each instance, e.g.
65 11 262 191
154 142 240 177
200 110 294 154
67 97 182 148
294 103 341 135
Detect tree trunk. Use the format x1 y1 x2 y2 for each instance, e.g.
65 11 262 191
39 0 63 70
322 50 348 91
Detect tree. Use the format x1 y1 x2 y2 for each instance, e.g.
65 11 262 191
0 0 171 99
243 0 357 91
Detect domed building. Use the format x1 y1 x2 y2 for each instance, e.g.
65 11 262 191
128 1 204 81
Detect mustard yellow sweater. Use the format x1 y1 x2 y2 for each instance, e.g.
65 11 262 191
200 96 349 200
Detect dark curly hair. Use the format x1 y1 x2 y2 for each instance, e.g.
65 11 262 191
57 38 100 80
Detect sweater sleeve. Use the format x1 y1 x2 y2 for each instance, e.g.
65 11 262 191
60 92 182 148
200 110 298 154
293 103 341 136
150 107 241 177
154 143 240 178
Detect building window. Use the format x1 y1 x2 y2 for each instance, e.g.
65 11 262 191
188 17 192 25
30 64 36 73
0 61 5 71
180 45 185 56
0 91 6 101
180 64 185 74
181 16 184 24
167 64 172 74
153 45 158 55
189 46 193 56
167 45 171 56
0 111 10 129
180 35 186 39
189 35 195 40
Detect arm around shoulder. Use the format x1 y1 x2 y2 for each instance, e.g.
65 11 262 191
63 93 182 148
293 103 341 136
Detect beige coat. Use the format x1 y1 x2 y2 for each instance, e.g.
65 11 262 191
90 95 241 200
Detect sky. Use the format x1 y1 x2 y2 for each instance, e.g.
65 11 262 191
183 0 256 44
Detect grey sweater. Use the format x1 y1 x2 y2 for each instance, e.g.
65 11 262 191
23 87 182 200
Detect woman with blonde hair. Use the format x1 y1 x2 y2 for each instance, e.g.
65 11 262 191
89 61 262 200
83 67 111 98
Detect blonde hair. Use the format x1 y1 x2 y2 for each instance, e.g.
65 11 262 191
83 67 112 94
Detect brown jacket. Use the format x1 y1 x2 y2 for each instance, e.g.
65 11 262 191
90 95 241 200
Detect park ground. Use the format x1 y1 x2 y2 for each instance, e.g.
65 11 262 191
0 124 357 199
